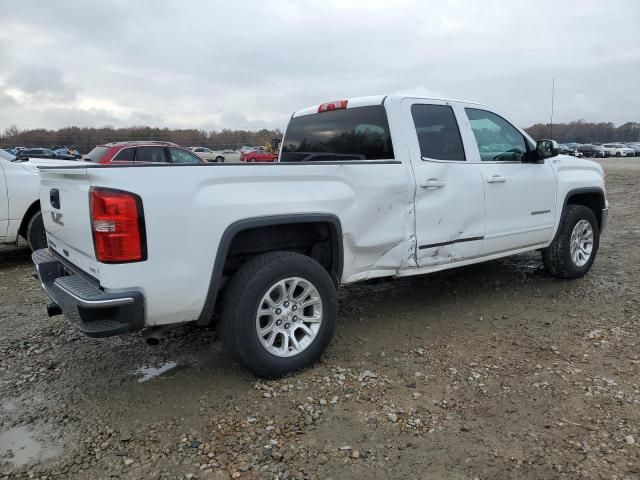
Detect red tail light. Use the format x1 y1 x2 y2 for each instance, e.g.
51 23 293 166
90 187 146 263
318 100 348 113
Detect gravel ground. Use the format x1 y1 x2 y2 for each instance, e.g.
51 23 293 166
1 158 639 480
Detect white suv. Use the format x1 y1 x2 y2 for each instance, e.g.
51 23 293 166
188 147 227 162
601 143 635 157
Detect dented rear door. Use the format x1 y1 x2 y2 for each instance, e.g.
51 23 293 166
402 99 485 267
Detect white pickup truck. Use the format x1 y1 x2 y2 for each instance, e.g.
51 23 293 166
0 149 77 251
33 95 608 377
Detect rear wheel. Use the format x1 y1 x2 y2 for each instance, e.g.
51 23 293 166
215 156 224 163
616 152 621 157
221 251 338 377
542 205 599 279
26 211 47 251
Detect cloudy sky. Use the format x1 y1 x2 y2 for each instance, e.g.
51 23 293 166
1 0 638 132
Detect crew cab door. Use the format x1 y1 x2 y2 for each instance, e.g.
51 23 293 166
403 99 485 267
461 107 557 254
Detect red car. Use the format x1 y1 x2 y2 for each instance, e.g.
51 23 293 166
240 149 278 162
83 141 204 165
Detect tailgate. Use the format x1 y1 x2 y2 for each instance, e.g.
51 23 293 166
39 166 102 278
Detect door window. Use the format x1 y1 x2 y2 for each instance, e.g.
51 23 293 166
465 108 528 162
135 146 168 163
411 104 466 161
168 147 201 164
113 148 135 161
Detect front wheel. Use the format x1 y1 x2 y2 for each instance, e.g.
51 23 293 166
26 211 47 251
215 156 224 163
221 251 338 377
542 205 600 279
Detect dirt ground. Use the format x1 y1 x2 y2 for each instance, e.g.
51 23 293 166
1 158 639 480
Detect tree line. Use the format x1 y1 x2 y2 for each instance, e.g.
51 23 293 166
1 120 638 154
0 125 283 153
524 121 640 144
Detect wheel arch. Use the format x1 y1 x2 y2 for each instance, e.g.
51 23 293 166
18 200 41 239
196 213 343 325
562 187 606 230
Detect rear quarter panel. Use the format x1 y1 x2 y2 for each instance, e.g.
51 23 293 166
40 162 414 326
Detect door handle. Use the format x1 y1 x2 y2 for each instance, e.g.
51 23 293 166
420 178 446 189
486 174 506 183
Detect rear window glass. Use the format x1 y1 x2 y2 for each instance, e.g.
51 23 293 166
84 146 109 162
280 105 394 162
411 104 466 161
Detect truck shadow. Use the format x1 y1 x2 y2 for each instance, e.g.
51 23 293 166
337 251 550 319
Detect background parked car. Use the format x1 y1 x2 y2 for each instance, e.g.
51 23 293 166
558 144 573 154
558 144 584 157
16 148 77 160
83 141 204 164
0 149 80 251
240 146 261 155
601 143 635 157
188 147 225 162
52 146 82 159
624 143 640 156
187 147 240 162
240 148 278 162
578 144 608 158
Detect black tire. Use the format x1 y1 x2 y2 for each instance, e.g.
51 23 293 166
616 152 621 157
26 211 47 251
220 251 338 377
215 156 224 163
542 205 599 279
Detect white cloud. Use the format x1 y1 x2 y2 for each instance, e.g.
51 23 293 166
0 0 638 131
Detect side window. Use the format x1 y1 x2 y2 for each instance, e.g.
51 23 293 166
194 148 204 153
411 104 466 161
135 146 168 163
168 147 201 164
112 148 134 161
465 108 528 162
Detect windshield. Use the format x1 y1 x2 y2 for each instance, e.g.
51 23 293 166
280 105 394 162
0 149 16 161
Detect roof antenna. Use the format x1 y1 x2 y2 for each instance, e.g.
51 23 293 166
549 77 555 139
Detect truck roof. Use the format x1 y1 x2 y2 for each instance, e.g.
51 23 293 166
292 94 489 118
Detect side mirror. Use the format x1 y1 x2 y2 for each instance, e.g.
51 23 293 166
536 139 559 159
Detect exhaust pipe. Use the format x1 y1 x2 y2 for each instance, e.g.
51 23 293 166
47 302 62 317
143 326 169 346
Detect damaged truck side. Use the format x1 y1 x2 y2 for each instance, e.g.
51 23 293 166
33 95 608 377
